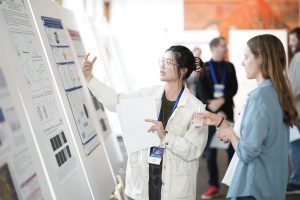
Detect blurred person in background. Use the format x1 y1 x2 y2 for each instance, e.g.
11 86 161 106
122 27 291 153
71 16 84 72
186 47 202 96
287 27 300 195
196 37 238 199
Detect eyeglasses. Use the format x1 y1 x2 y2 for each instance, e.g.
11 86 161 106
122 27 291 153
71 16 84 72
159 58 178 69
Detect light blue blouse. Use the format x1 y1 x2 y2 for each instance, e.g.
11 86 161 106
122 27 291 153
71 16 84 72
227 80 289 200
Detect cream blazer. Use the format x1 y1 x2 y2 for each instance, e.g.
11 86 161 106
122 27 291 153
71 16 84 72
87 77 208 200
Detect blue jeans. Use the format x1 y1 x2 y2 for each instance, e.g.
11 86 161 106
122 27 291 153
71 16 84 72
289 117 300 185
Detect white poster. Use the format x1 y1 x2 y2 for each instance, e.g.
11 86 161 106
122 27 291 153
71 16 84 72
0 0 76 182
42 17 99 155
67 89 100 155
0 67 43 200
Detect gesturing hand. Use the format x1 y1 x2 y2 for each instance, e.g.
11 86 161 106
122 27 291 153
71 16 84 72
192 112 222 127
82 53 97 82
145 119 166 140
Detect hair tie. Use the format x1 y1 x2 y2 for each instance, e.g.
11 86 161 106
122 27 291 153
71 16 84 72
195 57 204 72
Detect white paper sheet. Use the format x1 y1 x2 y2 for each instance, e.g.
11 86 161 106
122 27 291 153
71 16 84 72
222 153 239 186
222 102 246 186
290 126 300 142
117 97 160 153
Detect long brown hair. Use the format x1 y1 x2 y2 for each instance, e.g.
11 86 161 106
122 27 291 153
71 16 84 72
247 34 297 126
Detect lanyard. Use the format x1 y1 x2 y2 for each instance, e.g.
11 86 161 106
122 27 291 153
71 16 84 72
158 87 184 127
209 60 227 85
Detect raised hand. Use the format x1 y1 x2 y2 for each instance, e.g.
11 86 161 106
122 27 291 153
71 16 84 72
82 53 97 82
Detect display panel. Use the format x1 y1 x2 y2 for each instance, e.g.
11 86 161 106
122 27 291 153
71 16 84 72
41 16 99 155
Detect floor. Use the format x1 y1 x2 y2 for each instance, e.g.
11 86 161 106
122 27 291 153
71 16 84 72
117 137 300 200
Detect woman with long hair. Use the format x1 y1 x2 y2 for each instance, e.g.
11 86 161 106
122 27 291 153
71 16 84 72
195 34 298 200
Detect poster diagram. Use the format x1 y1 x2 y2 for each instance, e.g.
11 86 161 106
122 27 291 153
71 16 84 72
0 0 76 181
67 89 100 154
32 92 62 127
91 92 112 139
0 67 43 200
42 16 99 155
9 33 52 94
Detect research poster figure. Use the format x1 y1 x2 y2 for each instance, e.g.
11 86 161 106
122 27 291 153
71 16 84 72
195 34 298 200
82 46 208 200
54 31 60 44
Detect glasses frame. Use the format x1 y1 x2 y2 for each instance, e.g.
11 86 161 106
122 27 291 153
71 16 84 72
159 58 178 69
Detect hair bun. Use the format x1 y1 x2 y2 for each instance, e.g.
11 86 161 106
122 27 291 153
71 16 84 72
195 57 204 72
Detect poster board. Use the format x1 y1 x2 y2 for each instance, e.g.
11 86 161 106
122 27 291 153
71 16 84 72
0 61 51 200
0 0 93 199
41 16 100 156
28 0 116 199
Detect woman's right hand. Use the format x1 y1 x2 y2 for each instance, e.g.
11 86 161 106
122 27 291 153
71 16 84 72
82 53 97 82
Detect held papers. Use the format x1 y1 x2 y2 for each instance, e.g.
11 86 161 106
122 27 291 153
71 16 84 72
117 97 160 153
290 126 300 142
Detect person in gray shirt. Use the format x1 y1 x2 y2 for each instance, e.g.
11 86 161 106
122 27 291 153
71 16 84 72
287 27 300 194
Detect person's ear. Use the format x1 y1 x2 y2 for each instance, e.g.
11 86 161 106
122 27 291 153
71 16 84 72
180 68 188 78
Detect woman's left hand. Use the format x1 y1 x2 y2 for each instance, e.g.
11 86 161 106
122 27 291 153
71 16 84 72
192 112 222 126
145 119 166 140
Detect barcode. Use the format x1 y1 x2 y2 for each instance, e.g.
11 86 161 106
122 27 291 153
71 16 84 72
55 145 72 167
50 131 67 151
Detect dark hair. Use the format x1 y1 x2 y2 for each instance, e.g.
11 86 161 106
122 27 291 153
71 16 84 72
166 45 204 79
247 34 298 126
209 36 225 49
289 27 300 51
289 27 300 40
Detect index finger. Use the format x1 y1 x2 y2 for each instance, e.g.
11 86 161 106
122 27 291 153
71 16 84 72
145 119 158 124
83 53 90 61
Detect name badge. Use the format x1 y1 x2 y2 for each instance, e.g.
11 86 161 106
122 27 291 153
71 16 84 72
214 84 225 98
148 147 164 165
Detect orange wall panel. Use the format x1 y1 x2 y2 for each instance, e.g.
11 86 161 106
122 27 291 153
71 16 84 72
184 0 299 36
